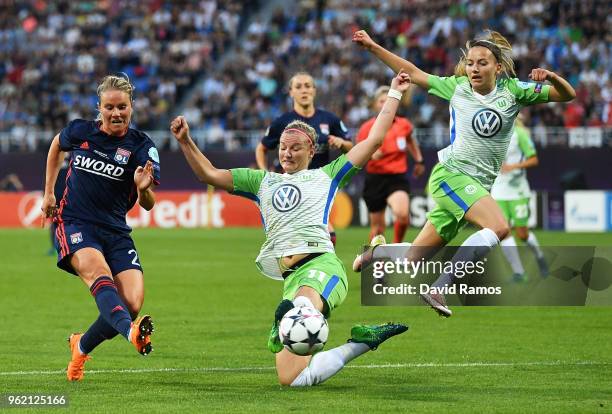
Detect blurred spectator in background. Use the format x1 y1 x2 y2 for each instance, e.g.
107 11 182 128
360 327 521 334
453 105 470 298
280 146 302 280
0 0 252 150
1 0 610 152
0 173 24 191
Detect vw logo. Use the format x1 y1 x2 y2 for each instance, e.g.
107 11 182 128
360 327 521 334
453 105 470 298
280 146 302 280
272 184 301 212
472 108 502 138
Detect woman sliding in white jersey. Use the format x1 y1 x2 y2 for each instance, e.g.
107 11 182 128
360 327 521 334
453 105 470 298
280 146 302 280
171 71 412 386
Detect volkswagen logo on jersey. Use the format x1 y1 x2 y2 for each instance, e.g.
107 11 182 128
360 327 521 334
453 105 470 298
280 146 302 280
472 108 502 138
114 148 131 164
272 184 301 212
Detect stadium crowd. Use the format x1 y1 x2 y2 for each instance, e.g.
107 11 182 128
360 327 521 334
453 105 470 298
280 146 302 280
186 0 611 143
0 0 254 150
1 0 611 151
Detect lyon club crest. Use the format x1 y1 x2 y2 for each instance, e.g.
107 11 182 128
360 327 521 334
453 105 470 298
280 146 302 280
114 148 131 164
70 232 83 244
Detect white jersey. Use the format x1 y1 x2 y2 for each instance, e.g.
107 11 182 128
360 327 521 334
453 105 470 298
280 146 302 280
490 124 537 200
427 75 550 190
231 154 359 280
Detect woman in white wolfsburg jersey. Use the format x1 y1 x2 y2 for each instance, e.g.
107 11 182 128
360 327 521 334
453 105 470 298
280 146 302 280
353 29 575 317
491 114 549 281
170 72 412 387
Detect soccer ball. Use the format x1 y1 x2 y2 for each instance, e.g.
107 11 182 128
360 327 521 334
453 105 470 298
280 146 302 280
279 306 329 356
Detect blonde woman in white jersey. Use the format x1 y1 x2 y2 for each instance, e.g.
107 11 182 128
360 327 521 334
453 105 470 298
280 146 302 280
170 72 411 387
353 30 575 317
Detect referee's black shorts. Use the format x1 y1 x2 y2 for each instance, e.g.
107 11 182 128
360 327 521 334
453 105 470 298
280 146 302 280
362 173 411 213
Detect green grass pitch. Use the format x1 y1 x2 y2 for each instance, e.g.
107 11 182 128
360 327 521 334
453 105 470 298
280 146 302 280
1 228 611 413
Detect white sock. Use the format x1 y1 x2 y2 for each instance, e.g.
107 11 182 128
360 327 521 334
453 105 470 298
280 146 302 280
526 232 544 258
293 296 314 308
290 342 370 387
500 235 525 275
432 228 499 288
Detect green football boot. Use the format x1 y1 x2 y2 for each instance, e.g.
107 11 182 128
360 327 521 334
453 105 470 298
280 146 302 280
267 299 294 353
349 322 408 350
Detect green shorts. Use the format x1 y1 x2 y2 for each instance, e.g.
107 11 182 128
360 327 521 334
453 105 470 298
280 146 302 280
283 252 348 317
426 163 489 242
497 198 530 227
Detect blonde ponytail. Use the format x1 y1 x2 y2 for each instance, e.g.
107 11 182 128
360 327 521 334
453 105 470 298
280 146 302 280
454 30 516 78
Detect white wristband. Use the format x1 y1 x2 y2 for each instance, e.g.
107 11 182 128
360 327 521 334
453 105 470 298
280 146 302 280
387 88 403 101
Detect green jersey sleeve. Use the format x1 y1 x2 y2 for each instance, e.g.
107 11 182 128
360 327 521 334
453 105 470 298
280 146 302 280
427 75 468 101
230 168 266 200
516 126 537 158
506 78 551 106
321 154 361 189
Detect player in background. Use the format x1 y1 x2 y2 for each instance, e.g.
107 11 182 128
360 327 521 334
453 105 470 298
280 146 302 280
356 85 425 244
491 113 548 281
171 71 411 387
41 75 160 381
353 30 575 317
255 71 353 246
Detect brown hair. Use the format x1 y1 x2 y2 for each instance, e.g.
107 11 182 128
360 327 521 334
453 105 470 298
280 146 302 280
454 31 516 78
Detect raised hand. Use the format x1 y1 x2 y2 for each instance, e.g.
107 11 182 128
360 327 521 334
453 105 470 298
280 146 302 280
134 160 154 191
170 116 190 143
390 70 411 93
352 30 376 50
528 68 553 82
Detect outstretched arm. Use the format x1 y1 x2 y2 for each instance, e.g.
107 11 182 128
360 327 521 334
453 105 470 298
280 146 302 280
529 68 576 102
171 116 234 192
347 71 411 168
353 30 430 90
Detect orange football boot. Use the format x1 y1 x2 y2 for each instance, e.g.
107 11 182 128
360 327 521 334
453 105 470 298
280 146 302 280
66 333 91 381
130 315 154 355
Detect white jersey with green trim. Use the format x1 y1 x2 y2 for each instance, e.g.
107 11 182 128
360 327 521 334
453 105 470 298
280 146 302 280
491 124 537 200
230 154 360 280
427 75 550 190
